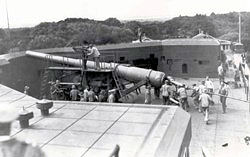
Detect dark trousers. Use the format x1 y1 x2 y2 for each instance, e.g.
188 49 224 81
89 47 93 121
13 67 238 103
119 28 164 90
219 75 224 84
180 97 188 111
220 96 227 113
162 96 169 105
94 57 100 69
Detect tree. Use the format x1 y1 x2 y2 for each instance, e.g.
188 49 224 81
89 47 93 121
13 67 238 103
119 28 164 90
28 35 66 49
103 18 122 27
0 29 7 40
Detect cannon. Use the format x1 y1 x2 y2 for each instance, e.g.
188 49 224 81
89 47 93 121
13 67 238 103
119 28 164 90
26 50 166 87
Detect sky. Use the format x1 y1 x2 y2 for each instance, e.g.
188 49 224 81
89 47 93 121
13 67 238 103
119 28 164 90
0 0 249 28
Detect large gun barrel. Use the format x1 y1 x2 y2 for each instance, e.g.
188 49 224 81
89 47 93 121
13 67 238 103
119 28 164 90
26 51 166 87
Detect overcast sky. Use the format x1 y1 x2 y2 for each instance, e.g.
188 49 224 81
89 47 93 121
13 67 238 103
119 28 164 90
0 0 249 28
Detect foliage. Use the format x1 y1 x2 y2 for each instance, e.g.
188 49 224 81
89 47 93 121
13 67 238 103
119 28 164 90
1 12 250 53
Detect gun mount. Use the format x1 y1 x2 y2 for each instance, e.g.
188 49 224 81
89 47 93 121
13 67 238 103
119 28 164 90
26 51 166 87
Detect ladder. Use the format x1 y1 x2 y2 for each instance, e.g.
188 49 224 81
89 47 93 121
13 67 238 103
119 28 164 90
112 70 124 98
40 69 50 99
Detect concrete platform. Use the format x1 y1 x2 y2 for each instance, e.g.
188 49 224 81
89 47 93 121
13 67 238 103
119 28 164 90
175 78 250 157
0 84 191 157
1 76 249 156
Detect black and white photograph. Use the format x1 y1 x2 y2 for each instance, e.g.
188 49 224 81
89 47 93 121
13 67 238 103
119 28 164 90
0 0 249 156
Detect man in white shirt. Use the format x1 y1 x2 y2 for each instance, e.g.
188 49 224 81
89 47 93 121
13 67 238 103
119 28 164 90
218 63 224 84
70 85 79 101
160 80 171 105
198 81 206 112
191 84 199 109
205 76 214 98
87 44 101 70
219 82 229 113
177 85 188 111
199 91 212 124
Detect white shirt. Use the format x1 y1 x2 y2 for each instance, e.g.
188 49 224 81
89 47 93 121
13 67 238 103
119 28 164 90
205 80 214 90
108 94 115 103
177 87 187 98
198 84 206 94
88 47 100 58
199 93 212 107
218 65 223 75
161 84 170 97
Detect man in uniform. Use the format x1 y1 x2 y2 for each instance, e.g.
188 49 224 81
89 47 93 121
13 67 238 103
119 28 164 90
50 80 63 100
160 80 171 105
70 85 79 101
73 44 89 70
199 90 212 124
0 105 45 157
177 85 188 111
205 76 214 98
198 80 206 112
88 88 96 102
144 85 152 104
108 89 116 103
219 82 229 113
87 44 100 70
218 63 225 84
191 84 200 110
23 85 30 95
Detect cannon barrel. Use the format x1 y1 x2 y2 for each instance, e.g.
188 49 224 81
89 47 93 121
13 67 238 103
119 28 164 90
26 51 166 87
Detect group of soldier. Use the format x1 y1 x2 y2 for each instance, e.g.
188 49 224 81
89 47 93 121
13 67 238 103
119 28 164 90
144 75 230 124
50 80 117 103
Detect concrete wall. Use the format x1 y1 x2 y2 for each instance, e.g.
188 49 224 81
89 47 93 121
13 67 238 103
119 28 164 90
0 55 60 98
0 40 220 98
161 45 220 78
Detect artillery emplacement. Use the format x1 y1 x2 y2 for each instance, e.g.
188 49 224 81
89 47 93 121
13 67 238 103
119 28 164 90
26 50 166 102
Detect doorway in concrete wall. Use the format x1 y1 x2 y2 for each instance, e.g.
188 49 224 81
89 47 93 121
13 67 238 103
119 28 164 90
182 63 188 73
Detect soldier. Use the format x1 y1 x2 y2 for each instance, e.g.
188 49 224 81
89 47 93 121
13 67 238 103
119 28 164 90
218 63 225 84
199 90 212 124
234 65 241 88
205 76 214 97
70 85 79 101
198 80 206 112
87 44 100 70
160 80 171 105
0 104 45 157
108 89 116 103
88 88 96 102
83 86 89 102
23 85 30 95
144 85 152 104
73 45 89 70
98 89 107 102
191 84 200 110
219 82 229 114
50 80 63 100
177 85 188 111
